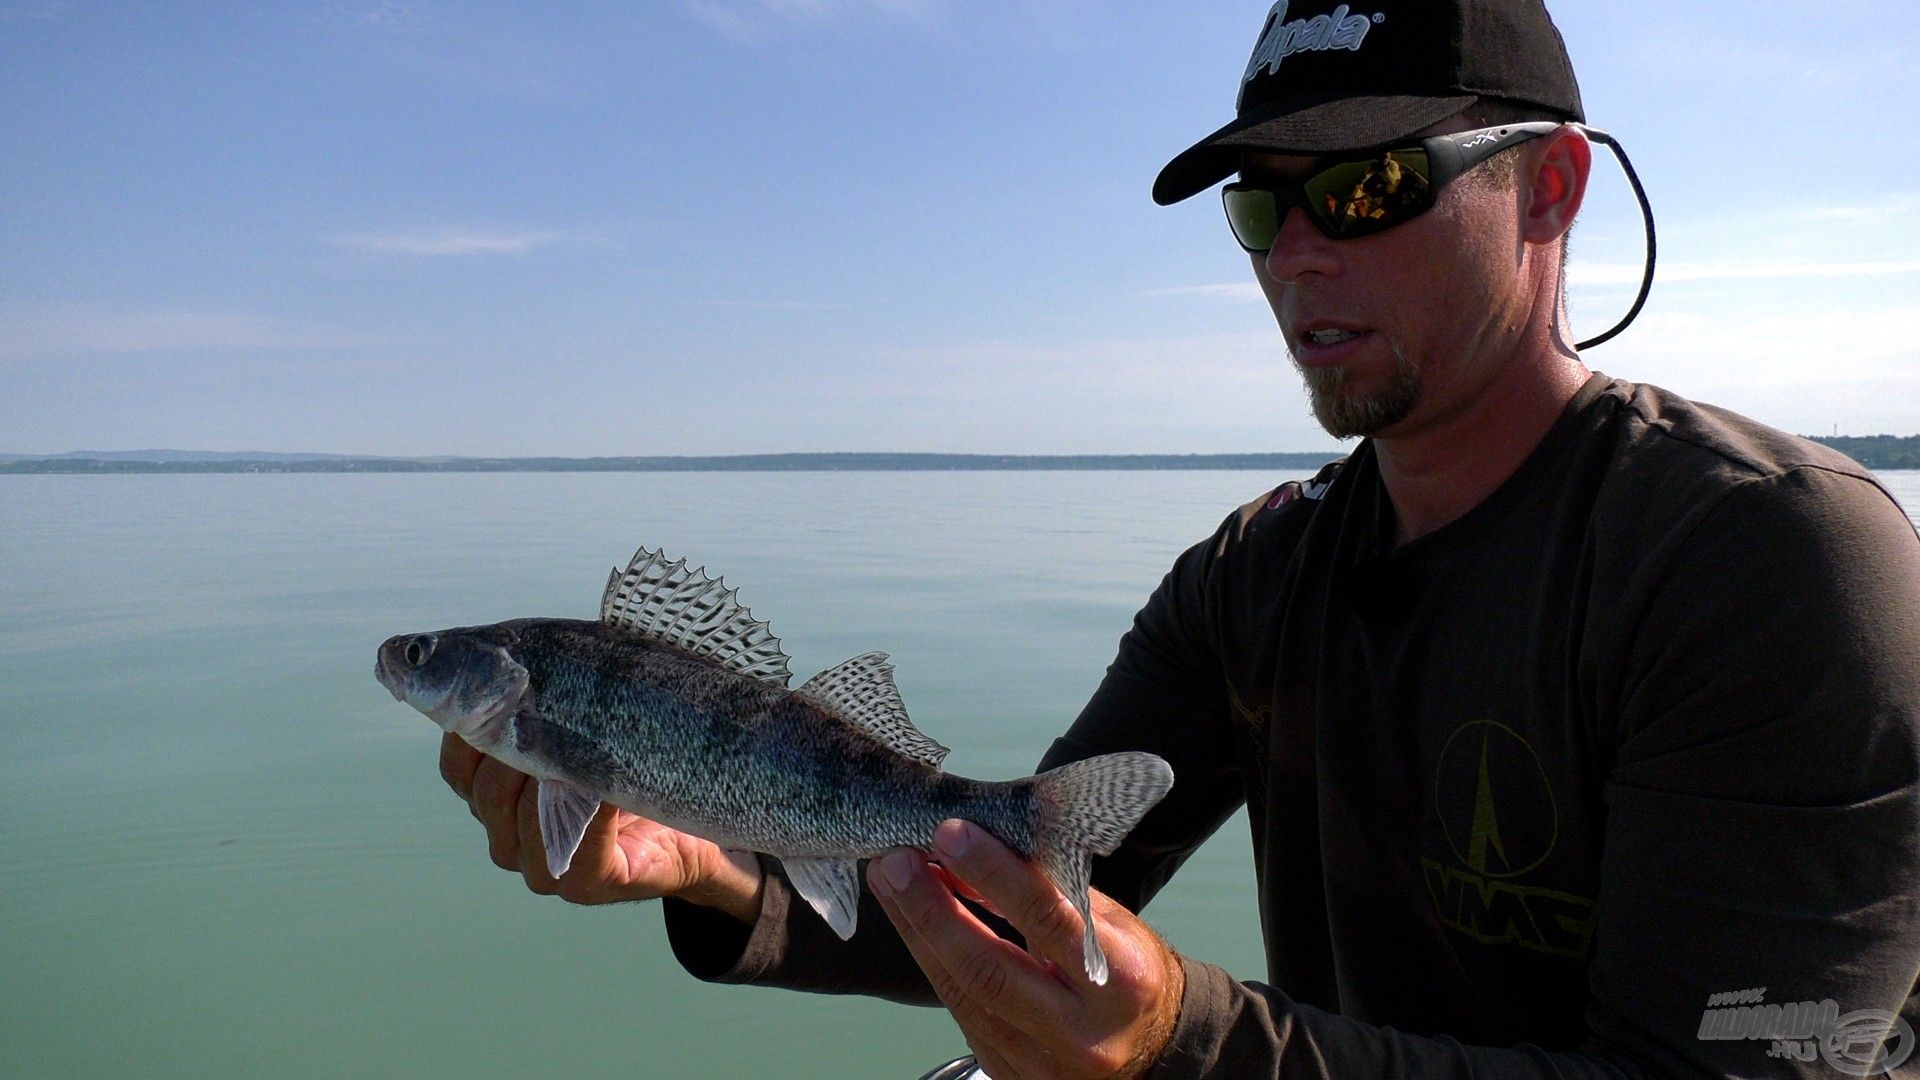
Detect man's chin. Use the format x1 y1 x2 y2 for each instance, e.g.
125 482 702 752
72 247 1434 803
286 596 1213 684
1301 363 1420 439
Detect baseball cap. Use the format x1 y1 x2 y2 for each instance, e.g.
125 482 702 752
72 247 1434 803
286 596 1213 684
1154 0 1585 206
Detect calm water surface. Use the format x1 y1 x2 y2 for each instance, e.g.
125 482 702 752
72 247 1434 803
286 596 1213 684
3 469 1916 1079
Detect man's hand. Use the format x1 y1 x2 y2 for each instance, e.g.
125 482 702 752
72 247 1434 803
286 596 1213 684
437 733 764 922
869 819 1185 1080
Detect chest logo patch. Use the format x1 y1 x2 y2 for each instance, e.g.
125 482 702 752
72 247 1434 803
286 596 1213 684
1421 720 1596 959
1434 720 1557 877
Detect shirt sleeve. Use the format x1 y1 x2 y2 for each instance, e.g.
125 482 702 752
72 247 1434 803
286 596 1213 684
1149 959 1645 1079
662 854 942 1005
1579 465 1920 1077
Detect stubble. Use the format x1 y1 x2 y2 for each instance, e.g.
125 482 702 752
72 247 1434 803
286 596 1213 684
1296 340 1421 438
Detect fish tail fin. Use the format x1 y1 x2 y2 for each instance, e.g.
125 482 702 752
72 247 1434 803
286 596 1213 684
1025 752 1173 985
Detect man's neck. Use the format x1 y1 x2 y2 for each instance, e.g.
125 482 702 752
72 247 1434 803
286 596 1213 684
1373 355 1590 547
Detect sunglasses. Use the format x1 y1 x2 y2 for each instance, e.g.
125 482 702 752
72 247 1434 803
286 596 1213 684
1222 121 1578 252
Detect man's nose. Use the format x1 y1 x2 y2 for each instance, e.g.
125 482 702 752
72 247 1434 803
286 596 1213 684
1261 203 1341 284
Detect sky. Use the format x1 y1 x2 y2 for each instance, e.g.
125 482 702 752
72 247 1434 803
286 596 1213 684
2 0 1917 456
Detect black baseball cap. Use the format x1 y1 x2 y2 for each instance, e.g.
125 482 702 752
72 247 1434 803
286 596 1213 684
1154 0 1585 205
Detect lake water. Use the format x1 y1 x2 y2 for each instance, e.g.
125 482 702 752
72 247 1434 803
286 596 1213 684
3 469 1916 1079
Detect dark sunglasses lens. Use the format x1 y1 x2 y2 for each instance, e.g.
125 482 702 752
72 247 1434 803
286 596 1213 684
1223 187 1281 253
1224 150 1436 251
1303 149 1434 237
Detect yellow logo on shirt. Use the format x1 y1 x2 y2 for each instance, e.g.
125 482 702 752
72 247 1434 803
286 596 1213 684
1420 720 1597 959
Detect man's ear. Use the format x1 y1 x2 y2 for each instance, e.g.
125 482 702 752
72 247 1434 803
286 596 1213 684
1521 125 1591 246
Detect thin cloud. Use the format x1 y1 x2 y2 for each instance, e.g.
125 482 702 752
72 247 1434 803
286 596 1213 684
776 328 1359 454
708 298 845 310
331 229 572 255
684 3 755 38
1141 283 1264 302
1803 195 1920 222
1570 258 1920 288
304 3 581 100
353 0 432 31
684 0 933 41
1627 36 1906 95
1600 304 1920 435
1626 305 1920 374
0 304 368 361
1651 196 1920 246
1157 259 1920 300
0 1 63 20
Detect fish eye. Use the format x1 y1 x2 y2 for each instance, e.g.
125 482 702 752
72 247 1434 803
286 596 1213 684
405 636 433 667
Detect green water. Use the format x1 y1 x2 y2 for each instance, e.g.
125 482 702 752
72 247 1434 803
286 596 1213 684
3 469 1916 1079
0 471 1283 1079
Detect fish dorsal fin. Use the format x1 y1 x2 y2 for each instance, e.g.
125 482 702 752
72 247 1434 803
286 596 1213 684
600 546 793 687
797 651 948 768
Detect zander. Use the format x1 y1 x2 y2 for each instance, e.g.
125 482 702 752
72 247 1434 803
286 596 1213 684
375 545 1174 984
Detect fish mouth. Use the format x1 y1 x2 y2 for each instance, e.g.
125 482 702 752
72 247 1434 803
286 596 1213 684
374 639 409 701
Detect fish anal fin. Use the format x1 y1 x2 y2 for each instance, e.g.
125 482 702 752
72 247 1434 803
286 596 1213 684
781 856 863 940
599 546 793 687
797 652 948 769
537 777 601 880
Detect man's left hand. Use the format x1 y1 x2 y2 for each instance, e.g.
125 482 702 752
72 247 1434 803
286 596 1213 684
869 819 1184 1080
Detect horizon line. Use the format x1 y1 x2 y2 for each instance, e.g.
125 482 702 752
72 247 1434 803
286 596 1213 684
7 438 1918 475
0 450 1355 475
9 433 1918 464
1 449 1355 463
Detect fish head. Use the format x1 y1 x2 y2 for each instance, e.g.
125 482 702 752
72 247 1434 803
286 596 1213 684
375 624 530 745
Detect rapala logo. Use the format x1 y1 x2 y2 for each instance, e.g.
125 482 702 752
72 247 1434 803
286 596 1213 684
1240 1 1384 98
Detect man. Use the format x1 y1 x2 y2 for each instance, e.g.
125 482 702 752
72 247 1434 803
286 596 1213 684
440 1 1920 1075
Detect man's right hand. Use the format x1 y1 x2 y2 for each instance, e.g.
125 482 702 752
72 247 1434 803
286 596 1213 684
438 732 765 923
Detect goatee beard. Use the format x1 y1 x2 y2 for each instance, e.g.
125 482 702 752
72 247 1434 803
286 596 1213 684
1297 344 1420 438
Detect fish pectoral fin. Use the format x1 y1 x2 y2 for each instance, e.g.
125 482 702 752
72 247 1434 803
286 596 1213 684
537 778 601 880
781 856 863 940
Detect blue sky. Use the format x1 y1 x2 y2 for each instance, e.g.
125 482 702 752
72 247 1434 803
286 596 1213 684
2 0 1916 455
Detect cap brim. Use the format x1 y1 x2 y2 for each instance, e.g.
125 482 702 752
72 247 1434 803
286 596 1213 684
1152 92 1478 206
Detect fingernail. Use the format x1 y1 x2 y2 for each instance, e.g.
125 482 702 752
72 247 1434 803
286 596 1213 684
879 850 917 893
933 819 970 860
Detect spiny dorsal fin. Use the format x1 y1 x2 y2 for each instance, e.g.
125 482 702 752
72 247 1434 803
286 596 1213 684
797 651 948 768
600 546 793 687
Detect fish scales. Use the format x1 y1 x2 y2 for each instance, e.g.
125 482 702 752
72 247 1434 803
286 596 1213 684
376 544 1173 984
509 619 1035 857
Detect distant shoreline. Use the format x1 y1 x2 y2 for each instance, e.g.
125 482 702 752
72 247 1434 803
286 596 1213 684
3 437 1916 473
0 452 1348 475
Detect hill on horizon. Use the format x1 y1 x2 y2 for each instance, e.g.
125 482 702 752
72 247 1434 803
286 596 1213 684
4 436 1917 471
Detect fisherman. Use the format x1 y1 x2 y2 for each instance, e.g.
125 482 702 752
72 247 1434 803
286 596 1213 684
440 1 1920 1075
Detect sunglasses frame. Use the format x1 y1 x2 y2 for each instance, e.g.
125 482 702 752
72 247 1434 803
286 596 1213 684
1222 121 1582 253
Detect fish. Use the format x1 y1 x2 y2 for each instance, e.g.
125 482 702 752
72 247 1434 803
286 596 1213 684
375 545 1174 984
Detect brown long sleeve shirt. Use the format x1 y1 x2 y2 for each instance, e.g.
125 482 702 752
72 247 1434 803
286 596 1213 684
668 374 1920 1078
